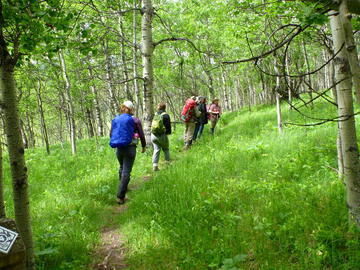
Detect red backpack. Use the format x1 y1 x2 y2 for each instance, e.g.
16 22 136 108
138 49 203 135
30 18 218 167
181 99 196 122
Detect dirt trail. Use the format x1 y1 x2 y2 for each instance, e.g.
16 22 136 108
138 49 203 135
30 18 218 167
92 175 152 270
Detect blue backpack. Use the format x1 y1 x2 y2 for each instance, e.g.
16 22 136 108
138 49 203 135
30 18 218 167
109 114 135 148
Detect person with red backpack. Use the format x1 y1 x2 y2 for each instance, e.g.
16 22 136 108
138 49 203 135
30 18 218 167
181 96 201 150
110 101 146 204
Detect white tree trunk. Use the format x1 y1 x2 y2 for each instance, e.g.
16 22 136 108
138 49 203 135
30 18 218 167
339 0 360 104
119 15 132 101
36 80 50 154
330 12 360 226
103 40 120 116
141 0 155 144
274 62 283 133
133 0 142 116
59 50 77 155
87 62 104 137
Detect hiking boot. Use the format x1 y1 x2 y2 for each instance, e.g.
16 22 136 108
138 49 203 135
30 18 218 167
116 198 125 205
153 166 159 171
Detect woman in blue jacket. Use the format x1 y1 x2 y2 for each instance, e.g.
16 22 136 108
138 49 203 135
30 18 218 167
110 101 146 204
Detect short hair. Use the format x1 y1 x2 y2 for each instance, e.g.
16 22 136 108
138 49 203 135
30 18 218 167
120 104 132 114
157 102 166 111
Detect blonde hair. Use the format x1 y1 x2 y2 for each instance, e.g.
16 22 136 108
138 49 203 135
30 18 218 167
120 104 132 114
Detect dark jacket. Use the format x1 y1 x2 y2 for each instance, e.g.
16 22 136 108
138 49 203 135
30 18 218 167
197 103 208 124
157 110 171 135
133 116 146 148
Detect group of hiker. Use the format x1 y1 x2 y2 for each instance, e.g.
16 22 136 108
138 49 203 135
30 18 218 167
109 97 221 204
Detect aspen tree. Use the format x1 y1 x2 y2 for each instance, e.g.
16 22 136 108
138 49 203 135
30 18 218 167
330 11 360 226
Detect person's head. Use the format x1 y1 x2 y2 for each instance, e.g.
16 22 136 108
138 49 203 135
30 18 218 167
157 102 166 111
212 98 219 104
120 100 134 114
191 96 196 100
196 96 205 104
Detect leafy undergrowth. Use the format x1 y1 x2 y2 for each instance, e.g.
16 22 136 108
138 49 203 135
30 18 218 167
3 98 360 269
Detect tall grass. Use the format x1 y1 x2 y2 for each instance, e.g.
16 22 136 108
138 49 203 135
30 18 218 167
3 137 153 269
3 99 360 269
119 101 360 269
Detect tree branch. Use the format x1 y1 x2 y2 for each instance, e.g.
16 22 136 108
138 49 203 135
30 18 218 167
153 37 204 53
222 25 307 64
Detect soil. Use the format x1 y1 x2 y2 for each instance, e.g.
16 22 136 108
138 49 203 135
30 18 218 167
92 175 152 270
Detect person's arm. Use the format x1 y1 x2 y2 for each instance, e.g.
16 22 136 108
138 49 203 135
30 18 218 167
162 113 172 135
208 104 214 113
194 106 201 117
134 118 146 149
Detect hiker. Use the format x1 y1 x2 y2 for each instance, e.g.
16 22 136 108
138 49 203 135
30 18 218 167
181 96 201 150
193 96 208 141
151 102 172 171
109 101 146 205
208 98 221 135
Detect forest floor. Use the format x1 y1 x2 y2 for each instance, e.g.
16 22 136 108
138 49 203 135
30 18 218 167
92 175 152 270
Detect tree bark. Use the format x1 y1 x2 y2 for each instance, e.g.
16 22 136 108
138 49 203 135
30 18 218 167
58 50 77 155
0 61 35 270
221 67 231 111
103 40 120 116
0 138 5 219
119 14 133 101
274 63 283 133
141 0 155 144
302 40 313 105
87 62 104 137
133 0 142 116
339 0 360 104
36 80 50 154
330 12 360 227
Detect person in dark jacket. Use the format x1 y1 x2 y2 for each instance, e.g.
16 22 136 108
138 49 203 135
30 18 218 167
110 100 146 204
151 102 171 171
193 96 208 141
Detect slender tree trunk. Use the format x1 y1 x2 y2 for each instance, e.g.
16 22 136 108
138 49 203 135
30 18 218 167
141 0 155 144
285 54 293 110
205 69 215 100
36 80 50 154
87 62 104 137
25 112 35 148
330 12 360 227
20 119 29 149
0 63 35 270
103 40 119 116
0 139 5 219
133 0 142 116
119 15 132 101
274 61 283 133
59 50 77 155
85 107 95 138
302 40 313 104
221 67 231 111
339 0 360 104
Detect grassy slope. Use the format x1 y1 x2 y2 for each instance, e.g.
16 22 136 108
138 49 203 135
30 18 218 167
3 100 360 269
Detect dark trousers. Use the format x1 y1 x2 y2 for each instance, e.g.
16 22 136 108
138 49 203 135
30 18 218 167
116 145 136 199
193 123 205 141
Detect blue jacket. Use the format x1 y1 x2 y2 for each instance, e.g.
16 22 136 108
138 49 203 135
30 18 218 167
109 113 134 148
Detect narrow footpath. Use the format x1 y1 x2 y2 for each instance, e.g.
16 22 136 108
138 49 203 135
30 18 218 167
92 175 152 270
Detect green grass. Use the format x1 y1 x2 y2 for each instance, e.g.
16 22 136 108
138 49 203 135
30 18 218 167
3 98 360 269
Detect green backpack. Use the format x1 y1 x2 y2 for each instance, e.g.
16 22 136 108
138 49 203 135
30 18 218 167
151 112 166 135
